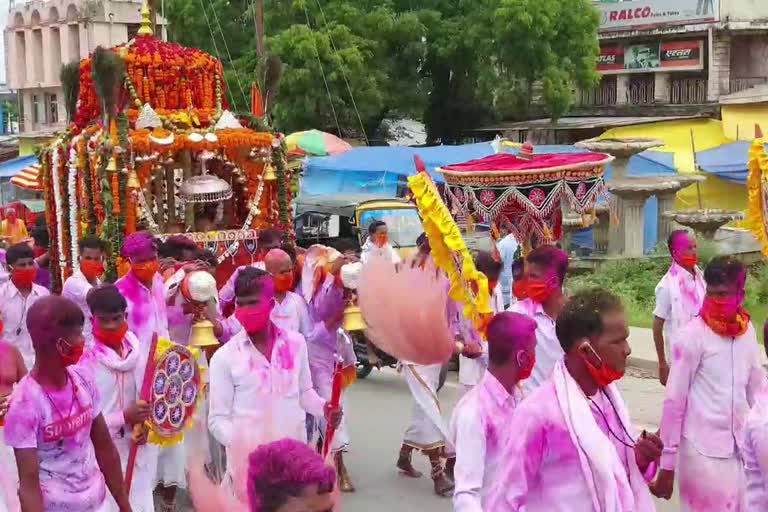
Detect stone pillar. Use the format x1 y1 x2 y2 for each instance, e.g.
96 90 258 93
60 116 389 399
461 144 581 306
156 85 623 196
594 209 610 254
708 31 731 101
616 74 630 105
41 27 52 84
654 73 671 104
619 194 648 257
24 28 35 87
656 190 677 245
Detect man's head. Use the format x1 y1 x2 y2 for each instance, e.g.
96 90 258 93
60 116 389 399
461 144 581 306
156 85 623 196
257 228 284 260
86 284 128 332
474 250 503 292
416 232 430 255
486 312 537 382
247 438 335 512
79 235 107 281
368 220 388 248
234 267 275 335
556 288 630 385
28 296 85 367
265 249 294 294
163 235 199 262
32 225 49 250
7 242 36 289
122 231 159 284
5 207 16 221
704 255 746 300
511 257 528 300
668 230 697 269
525 245 568 303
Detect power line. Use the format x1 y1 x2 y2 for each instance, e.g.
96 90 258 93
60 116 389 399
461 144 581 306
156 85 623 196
197 0 238 111
302 3 341 136
208 0 249 109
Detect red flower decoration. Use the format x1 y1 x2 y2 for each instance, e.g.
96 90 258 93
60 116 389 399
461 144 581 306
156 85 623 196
479 189 496 206
529 188 546 207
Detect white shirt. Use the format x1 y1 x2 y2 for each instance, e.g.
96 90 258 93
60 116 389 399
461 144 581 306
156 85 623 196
115 272 170 356
208 327 326 450
62 270 100 348
0 280 49 369
744 390 768 511
660 316 765 469
450 372 520 512
653 264 706 361
458 286 504 386
271 291 314 335
509 298 561 394
497 234 519 306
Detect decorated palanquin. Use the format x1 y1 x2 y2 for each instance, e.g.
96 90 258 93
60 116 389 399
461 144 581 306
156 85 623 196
437 145 613 249
40 4 294 290
746 134 768 257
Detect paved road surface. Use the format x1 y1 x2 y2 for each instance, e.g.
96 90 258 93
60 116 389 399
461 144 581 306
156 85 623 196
338 367 680 511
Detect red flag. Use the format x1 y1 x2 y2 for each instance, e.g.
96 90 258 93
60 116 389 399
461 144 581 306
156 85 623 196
251 83 264 118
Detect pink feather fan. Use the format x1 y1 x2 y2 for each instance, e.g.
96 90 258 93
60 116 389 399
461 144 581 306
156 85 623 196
188 401 341 511
357 253 454 365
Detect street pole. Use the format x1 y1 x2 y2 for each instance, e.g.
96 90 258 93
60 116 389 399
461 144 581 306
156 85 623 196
254 0 264 57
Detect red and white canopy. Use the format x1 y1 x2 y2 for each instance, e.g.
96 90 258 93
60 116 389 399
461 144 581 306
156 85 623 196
11 163 42 191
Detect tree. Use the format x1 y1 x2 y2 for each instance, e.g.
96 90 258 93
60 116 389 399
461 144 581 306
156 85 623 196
493 0 600 121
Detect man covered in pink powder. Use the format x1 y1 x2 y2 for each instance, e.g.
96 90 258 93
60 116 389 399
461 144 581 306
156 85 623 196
449 311 536 511
507 244 568 395
652 230 705 386
218 227 284 309
655 256 765 511
4 296 131 512
208 267 342 483
115 231 170 355
487 288 663 511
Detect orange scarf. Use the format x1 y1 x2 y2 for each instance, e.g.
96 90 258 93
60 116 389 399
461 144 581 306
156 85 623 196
701 307 750 337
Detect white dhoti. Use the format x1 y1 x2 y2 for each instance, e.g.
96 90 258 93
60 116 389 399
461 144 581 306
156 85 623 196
402 363 451 452
678 437 745 512
0 427 19 512
155 442 187 489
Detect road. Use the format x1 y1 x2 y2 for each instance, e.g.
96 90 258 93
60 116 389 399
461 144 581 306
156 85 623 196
339 367 680 511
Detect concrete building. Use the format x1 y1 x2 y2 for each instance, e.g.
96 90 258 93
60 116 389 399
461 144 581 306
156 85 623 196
577 0 768 117
5 0 167 135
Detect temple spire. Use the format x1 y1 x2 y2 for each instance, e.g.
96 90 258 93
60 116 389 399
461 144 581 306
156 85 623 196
137 0 154 37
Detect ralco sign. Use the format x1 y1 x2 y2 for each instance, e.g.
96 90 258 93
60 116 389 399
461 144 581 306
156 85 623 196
596 0 719 32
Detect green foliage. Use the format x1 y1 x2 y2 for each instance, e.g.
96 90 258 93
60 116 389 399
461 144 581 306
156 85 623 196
60 62 81 123
164 0 600 136
91 47 126 118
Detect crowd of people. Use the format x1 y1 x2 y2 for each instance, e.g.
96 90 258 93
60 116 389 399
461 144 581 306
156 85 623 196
0 219 767 512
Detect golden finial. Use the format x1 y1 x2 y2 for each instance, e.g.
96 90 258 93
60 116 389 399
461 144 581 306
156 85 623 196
137 0 154 37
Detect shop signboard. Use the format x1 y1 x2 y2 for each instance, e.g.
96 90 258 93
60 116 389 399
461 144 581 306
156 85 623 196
597 40 704 74
596 0 719 32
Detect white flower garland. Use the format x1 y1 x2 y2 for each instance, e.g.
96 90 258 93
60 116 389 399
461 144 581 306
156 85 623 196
68 139 80 273
50 142 67 282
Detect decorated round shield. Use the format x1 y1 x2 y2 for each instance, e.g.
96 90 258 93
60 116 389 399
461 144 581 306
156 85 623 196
149 344 202 439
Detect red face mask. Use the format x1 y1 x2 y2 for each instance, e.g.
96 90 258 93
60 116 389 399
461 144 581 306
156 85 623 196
372 233 388 248
57 338 84 367
273 273 294 293
81 259 105 282
517 350 535 381
93 322 128 349
235 302 272 334
527 277 557 304
677 253 698 270
11 267 36 289
33 247 46 258
512 279 528 300
701 294 743 321
581 345 624 387
131 260 159 283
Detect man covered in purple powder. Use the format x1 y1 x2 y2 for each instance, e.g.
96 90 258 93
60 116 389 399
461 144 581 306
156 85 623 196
4 296 131 512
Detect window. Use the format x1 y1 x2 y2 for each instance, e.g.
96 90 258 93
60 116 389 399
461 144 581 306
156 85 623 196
32 94 45 124
47 93 58 124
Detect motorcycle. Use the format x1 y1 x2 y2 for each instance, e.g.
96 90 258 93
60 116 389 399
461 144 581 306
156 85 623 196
351 333 398 379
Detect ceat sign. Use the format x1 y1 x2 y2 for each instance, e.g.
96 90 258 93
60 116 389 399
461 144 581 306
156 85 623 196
596 0 719 32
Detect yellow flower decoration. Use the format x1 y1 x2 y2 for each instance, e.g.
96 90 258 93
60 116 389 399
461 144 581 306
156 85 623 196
408 171 492 335
146 337 205 448
746 137 768 258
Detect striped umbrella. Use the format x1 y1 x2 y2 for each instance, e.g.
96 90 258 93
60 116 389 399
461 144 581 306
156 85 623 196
285 130 352 157
11 163 43 191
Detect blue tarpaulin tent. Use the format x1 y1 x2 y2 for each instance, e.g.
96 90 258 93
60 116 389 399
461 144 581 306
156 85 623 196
695 141 756 185
0 154 36 178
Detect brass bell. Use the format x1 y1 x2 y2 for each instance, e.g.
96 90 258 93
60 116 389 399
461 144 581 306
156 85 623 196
189 319 219 347
342 305 366 332
106 156 119 172
127 169 141 189
263 163 277 181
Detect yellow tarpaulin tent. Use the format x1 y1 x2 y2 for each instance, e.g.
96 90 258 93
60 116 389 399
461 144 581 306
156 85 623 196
600 118 747 224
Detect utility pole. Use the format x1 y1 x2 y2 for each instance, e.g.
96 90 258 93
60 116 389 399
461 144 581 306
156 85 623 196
254 0 264 57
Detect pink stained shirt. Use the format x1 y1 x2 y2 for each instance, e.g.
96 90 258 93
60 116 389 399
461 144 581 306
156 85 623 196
486 379 656 512
449 372 521 512
207 326 326 449
0 280 49 370
3 365 107 511
115 271 170 357
744 388 768 511
653 263 706 361
660 316 766 470
62 270 101 349
508 298 561 395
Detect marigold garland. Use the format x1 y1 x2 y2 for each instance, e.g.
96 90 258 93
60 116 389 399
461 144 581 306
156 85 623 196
746 137 768 257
